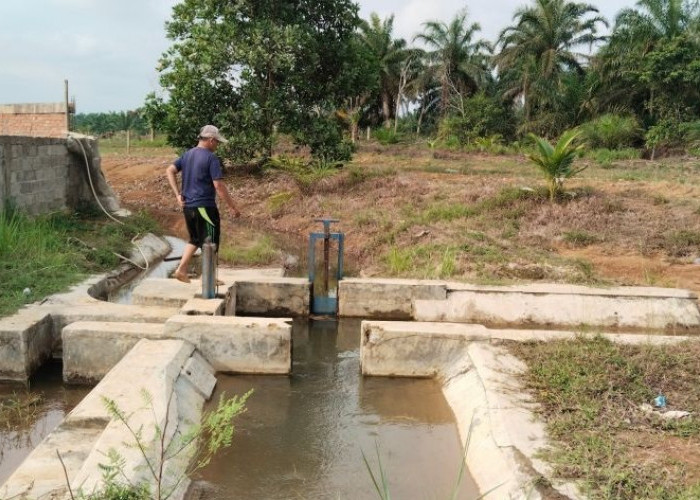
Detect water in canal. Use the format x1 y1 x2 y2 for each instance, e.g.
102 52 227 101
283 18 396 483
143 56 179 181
190 319 478 499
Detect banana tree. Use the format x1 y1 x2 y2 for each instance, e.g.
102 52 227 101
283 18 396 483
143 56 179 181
527 129 586 201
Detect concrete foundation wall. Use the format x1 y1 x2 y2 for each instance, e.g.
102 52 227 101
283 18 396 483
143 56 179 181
339 278 447 319
414 284 700 331
0 339 216 500
165 316 293 374
235 278 310 316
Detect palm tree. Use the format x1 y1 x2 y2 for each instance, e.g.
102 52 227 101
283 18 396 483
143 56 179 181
414 9 491 117
594 0 700 118
528 129 586 201
359 13 409 128
495 0 607 129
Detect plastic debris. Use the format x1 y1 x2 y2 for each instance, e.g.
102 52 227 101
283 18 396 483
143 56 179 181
22 287 31 296
654 394 667 408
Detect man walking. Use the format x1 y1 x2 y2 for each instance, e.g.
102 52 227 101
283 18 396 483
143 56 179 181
166 125 240 283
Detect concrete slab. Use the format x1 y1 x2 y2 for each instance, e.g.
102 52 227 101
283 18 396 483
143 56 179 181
165 315 292 374
235 277 310 317
131 278 199 307
414 284 700 331
339 278 447 319
181 298 225 316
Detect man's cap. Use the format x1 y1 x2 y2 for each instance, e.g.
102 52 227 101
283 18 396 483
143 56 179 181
199 125 228 143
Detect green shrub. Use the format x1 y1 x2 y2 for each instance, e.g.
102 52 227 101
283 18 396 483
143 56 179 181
645 120 700 154
437 93 515 146
580 114 642 150
373 128 400 145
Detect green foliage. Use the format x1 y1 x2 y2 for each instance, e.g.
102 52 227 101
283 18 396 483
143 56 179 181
646 120 700 153
158 0 363 164
580 114 642 149
437 93 515 145
74 111 148 136
219 236 280 266
90 389 251 500
527 130 587 201
373 128 400 144
588 148 640 166
0 207 159 317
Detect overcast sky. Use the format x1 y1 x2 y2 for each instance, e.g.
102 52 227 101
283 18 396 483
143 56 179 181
0 0 638 113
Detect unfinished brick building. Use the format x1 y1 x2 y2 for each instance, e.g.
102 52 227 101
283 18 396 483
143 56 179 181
0 102 74 138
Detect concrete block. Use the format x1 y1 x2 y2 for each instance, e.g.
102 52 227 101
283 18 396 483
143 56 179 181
414 283 700 331
181 352 217 399
132 278 198 307
165 315 292 374
181 298 225 316
62 322 165 384
0 310 54 382
224 287 236 316
339 278 447 319
235 277 310 317
360 321 487 377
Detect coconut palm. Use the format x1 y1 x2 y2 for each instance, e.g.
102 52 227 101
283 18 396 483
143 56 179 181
495 0 607 129
414 9 491 117
359 13 409 128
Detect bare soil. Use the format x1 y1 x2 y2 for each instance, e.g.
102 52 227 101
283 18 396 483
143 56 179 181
101 143 700 295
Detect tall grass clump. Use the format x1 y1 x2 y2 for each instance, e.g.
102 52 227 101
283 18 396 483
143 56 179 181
580 114 642 150
0 206 161 317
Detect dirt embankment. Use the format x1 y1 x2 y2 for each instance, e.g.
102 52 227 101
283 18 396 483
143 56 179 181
101 145 700 295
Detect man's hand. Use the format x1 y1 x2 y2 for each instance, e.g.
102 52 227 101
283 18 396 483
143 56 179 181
231 206 241 218
176 193 185 208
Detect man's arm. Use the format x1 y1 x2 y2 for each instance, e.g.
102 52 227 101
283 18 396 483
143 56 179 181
166 164 184 207
214 179 241 217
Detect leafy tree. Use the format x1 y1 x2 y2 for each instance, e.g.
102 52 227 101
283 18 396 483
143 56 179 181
414 9 491 117
158 0 362 164
528 129 586 201
141 93 168 141
358 13 409 128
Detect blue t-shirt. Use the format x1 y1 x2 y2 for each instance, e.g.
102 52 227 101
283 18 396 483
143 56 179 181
174 147 223 208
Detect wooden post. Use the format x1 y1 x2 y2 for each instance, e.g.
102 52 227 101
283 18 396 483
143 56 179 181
64 79 70 133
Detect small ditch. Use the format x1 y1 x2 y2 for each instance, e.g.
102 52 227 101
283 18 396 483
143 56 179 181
188 319 478 499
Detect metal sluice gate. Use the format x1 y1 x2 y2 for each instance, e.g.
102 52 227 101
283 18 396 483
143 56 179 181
308 217 344 315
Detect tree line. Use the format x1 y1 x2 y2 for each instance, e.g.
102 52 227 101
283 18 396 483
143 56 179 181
110 0 700 163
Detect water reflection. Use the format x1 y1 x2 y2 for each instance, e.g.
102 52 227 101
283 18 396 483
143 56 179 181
0 361 90 484
191 319 476 499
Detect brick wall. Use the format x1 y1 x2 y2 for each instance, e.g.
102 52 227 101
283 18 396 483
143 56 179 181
0 136 87 215
0 103 69 138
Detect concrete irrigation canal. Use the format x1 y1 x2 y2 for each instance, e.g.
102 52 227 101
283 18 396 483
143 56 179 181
1 233 699 499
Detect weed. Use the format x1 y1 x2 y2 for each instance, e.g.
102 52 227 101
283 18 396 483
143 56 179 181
0 392 42 430
562 230 600 247
219 236 279 266
267 191 295 215
663 230 700 257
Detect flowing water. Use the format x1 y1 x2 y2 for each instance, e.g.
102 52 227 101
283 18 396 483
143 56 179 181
190 319 478 499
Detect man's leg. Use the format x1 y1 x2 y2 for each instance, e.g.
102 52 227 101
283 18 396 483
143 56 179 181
174 243 198 283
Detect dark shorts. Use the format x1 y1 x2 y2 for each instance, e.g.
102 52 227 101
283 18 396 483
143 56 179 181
184 206 220 249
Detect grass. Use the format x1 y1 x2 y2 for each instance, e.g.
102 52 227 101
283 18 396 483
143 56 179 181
562 230 600 247
0 205 161 317
219 235 280 266
508 337 700 499
0 392 42 430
